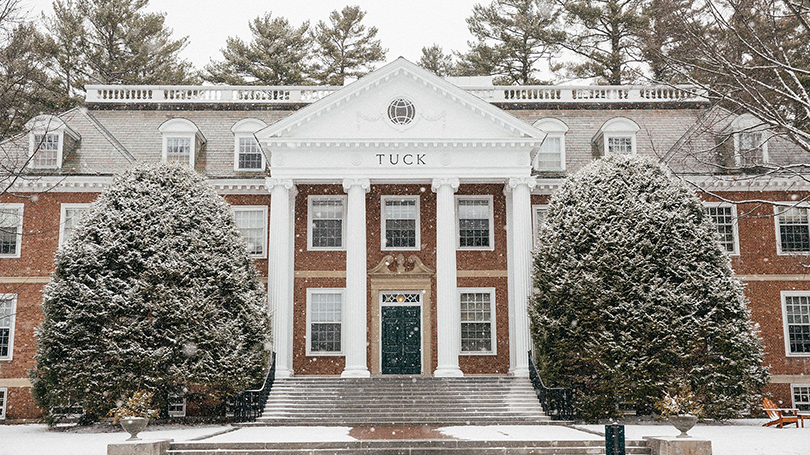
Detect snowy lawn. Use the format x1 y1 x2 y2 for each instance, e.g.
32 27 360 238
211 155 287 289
577 419 810 455
0 423 231 455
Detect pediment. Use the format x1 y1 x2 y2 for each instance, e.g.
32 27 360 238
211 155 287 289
256 58 544 143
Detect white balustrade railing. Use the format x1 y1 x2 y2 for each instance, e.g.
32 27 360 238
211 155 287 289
86 84 707 104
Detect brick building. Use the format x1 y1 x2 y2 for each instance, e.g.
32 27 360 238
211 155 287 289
0 58 808 421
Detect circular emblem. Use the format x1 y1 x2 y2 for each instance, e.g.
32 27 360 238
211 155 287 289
387 98 416 125
350 153 362 166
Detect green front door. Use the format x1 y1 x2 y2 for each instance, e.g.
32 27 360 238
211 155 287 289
381 305 421 374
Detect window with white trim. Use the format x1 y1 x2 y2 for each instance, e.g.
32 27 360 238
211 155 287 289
532 205 548 248
703 203 739 255
793 384 810 411
457 196 493 250
532 119 567 171
776 206 810 254
459 289 495 354
595 117 640 156
0 387 6 419
32 133 60 168
307 289 343 355
168 393 186 417
59 204 90 247
0 295 16 360
165 137 191 163
308 196 346 250
233 206 268 258
381 196 419 250
607 136 634 154
783 293 810 355
26 114 77 170
730 114 769 167
0 204 23 258
232 118 267 171
159 118 203 166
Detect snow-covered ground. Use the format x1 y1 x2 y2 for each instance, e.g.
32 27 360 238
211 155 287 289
1 420 807 455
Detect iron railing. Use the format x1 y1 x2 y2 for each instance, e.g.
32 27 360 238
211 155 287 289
528 351 576 421
228 352 276 422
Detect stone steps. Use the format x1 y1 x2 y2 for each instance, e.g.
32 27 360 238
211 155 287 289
168 439 651 455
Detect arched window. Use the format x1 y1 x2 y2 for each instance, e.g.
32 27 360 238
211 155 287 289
231 119 267 171
594 117 640 155
158 118 205 166
532 118 568 171
26 115 80 170
729 114 770 166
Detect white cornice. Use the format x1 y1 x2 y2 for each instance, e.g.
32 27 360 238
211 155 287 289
8 176 269 195
265 139 545 149
684 175 810 192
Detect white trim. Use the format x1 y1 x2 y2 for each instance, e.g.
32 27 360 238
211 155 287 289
702 202 740 256
773 203 810 256
0 204 24 259
458 287 497 356
532 118 567 172
0 294 17 361
380 195 420 251
0 387 6 420
379 291 424 374
734 131 770 166
604 133 637 155
28 132 64 170
597 117 640 156
167 394 187 418
162 134 196 166
781 291 810 357
58 203 91 248
232 118 268 172
791 383 810 411
455 195 494 251
306 288 345 356
232 205 269 259
307 195 347 251
532 204 549 249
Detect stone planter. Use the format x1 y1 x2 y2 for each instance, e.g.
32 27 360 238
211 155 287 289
120 416 149 441
669 414 698 438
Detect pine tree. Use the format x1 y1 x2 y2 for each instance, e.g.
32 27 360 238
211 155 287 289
530 155 768 421
311 5 386 85
31 163 270 423
205 13 311 85
418 44 454 77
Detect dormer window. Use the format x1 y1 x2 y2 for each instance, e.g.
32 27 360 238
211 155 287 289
594 117 640 156
25 115 80 170
159 118 205 166
730 114 769 167
532 119 567 171
231 119 267 171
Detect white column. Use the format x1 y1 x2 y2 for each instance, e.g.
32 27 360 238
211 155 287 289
266 178 295 378
504 185 517 375
341 178 371 378
432 178 463 377
506 177 537 377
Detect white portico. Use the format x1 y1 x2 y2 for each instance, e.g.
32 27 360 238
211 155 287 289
256 58 547 378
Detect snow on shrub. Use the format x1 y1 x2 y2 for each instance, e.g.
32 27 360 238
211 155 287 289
31 162 270 423
530 154 768 421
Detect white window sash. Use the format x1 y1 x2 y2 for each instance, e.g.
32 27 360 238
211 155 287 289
781 291 810 357
0 387 6 420
306 288 344 356
59 203 91 248
455 195 494 251
234 135 264 171
0 204 23 259
29 132 63 169
162 135 195 166
792 384 810 411
232 206 268 258
0 294 17 361
702 202 740 256
532 204 548 249
458 287 496 355
380 195 420 251
774 204 810 255
307 196 347 251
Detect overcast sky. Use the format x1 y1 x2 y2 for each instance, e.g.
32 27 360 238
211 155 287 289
22 0 483 69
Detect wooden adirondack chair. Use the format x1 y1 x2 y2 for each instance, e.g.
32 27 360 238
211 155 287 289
762 397 806 428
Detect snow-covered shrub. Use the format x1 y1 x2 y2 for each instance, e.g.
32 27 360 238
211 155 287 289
31 163 270 422
530 155 768 421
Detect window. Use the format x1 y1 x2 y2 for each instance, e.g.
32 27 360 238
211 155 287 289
26 114 78 170
0 295 16 361
59 204 90 247
595 117 640 156
459 289 495 354
0 204 23 258
0 387 6 419
457 196 493 250
532 204 548 248
703 203 739 255
731 114 769 166
307 289 343 355
775 206 810 254
231 118 267 171
793 384 810 411
32 133 60 168
168 394 186 417
783 292 810 356
308 196 346 250
233 206 268 258
532 119 567 171
381 196 419 250
159 118 204 166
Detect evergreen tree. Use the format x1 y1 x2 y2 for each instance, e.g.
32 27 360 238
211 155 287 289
530 155 768 421
311 5 386 85
418 44 455 77
31 163 270 423
205 13 311 85
461 0 560 84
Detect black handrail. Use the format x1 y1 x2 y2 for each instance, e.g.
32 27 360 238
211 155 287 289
228 352 276 422
527 350 576 421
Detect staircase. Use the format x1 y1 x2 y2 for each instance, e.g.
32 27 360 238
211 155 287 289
169 439 652 454
247 376 552 426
